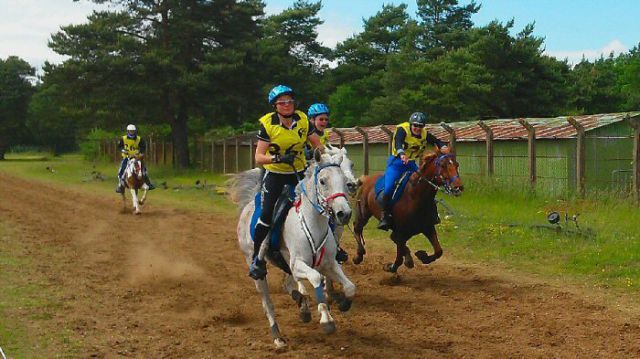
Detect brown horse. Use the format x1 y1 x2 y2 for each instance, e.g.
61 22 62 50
353 151 463 273
121 155 148 215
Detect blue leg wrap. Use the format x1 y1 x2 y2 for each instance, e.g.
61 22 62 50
315 286 326 304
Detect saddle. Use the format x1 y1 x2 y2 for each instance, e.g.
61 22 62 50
375 170 414 207
250 185 295 274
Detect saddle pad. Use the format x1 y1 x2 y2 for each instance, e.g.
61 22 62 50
250 186 295 250
375 170 413 207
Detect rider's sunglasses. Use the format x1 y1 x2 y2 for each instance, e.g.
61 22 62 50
412 123 425 128
315 116 330 122
275 99 295 106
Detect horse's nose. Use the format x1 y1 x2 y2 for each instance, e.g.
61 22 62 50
336 210 352 225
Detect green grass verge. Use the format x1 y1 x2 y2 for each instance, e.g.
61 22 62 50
0 223 80 358
0 154 235 213
358 181 640 292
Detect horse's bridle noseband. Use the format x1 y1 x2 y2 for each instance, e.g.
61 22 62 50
415 154 459 193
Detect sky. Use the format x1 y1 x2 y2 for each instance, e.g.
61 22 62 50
1 0 639 73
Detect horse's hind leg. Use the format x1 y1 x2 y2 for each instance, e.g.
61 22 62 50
415 225 444 265
353 199 372 264
254 278 287 349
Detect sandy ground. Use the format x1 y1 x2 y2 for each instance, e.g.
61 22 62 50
0 172 639 358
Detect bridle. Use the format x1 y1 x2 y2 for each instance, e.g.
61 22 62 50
415 154 460 194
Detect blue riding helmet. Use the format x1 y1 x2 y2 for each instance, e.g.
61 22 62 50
268 85 295 105
308 103 330 118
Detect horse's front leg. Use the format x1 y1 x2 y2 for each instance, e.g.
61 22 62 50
139 187 148 206
292 260 336 334
130 188 141 214
284 274 312 323
324 260 356 312
384 231 406 273
415 225 443 265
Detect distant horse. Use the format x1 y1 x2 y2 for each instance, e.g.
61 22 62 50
353 151 463 273
230 151 355 349
121 155 148 215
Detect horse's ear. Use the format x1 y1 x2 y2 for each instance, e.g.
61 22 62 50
313 148 322 163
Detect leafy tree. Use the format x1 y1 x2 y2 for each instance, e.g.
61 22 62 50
617 44 640 111
569 54 624 114
0 56 35 159
27 83 76 154
416 0 480 59
49 0 264 167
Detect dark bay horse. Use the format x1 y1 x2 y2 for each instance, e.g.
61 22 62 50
353 151 463 272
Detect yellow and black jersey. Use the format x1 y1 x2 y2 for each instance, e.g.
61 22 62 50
257 110 310 173
391 122 428 160
118 135 146 158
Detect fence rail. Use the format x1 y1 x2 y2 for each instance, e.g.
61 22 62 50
100 118 640 201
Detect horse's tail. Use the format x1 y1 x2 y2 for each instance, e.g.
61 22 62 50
226 168 263 210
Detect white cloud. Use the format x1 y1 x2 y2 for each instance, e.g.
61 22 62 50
0 0 109 71
546 39 628 64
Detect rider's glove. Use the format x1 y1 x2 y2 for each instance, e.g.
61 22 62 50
273 153 296 166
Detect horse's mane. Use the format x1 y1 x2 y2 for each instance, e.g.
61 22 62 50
226 168 263 210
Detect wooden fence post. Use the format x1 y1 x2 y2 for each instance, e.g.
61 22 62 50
567 117 586 197
379 125 393 156
235 137 240 173
249 137 255 169
200 137 205 170
113 140 118 163
354 127 369 175
518 119 537 187
440 123 456 152
478 121 494 176
332 128 345 148
222 139 228 174
626 115 640 203
211 140 216 173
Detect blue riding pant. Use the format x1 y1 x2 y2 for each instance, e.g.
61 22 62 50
118 158 127 179
384 155 418 197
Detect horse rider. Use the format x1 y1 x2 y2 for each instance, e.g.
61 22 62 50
305 103 350 263
115 124 156 193
250 85 325 280
378 112 449 231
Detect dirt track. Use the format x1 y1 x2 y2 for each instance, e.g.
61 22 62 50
1 172 639 358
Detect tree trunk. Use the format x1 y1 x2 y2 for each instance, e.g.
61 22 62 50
171 97 190 168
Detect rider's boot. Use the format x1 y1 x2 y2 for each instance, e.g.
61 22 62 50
144 174 156 190
377 194 393 231
249 221 270 280
115 178 124 193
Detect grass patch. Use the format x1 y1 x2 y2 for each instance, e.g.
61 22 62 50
0 154 235 213
0 224 78 357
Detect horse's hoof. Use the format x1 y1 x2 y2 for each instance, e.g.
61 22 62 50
383 263 397 273
274 337 287 350
415 250 436 264
322 321 336 335
404 258 414 269
353 255 363 265
338 298 352 312
300 310 312 323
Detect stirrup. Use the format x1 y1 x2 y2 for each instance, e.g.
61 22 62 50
377 214 392 231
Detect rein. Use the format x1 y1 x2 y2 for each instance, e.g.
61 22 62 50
415 154 458 192
295 161 347 267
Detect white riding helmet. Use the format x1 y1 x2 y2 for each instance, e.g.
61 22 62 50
127 124 137 131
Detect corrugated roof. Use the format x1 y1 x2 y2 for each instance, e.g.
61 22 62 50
327 112 640 144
